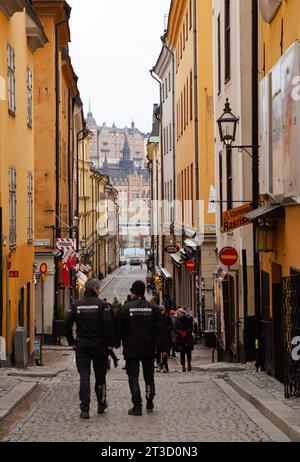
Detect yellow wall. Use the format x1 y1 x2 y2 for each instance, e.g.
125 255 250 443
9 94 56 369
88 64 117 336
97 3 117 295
0 10 36 358
197 0 215 234
168 0 215 234
259 0 300 314
168 0 196 230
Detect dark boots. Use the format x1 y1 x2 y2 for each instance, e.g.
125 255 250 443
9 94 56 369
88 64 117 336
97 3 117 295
128 406 142 416
96 385 107 414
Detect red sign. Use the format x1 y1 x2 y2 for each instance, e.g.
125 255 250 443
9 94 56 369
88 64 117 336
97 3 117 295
9 271 19 278
8 251 12 270
219 247 238 267
186 259 196 272
40 263 48 275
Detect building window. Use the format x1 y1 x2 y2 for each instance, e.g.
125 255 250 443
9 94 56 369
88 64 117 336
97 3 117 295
27 172 33 242
225 0 231 82
190 70 193 120
184 84 186 130
217 14 221 94
7 44 16 114
165 78 168 98
186 11 189 39
169 124 172 151
181 92 183 135
169 72 171 92
226 148 233 210
191 164 194 226
180 33 182 59
183 23 186 49
189 0 192 29
219 152 223 227
27 67 33 127
9 167 17 248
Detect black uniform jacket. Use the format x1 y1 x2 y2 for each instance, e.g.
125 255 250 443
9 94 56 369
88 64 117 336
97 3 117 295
64 290 114 354
115 296 168 359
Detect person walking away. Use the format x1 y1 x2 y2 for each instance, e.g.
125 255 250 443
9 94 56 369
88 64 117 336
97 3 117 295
140 260 144 270
175 307 194 372
115 281 168 416
106 303 119 368
169 310 177 358
156 306 173 372
64 278 114 419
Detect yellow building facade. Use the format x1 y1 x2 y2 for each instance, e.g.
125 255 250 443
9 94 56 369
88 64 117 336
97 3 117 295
167 0 216 326
257 0 300 383
0 1 47 364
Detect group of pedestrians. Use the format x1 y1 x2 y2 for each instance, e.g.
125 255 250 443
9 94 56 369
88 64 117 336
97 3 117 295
64 278 196 420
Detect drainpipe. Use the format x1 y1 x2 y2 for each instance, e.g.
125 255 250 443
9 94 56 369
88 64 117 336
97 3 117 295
193 0 202 325
252 0 261 367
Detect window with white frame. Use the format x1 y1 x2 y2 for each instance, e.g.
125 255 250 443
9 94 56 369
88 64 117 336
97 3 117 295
9 167 17 247
27 172 33 241
7 44 16 114
27 67 32 126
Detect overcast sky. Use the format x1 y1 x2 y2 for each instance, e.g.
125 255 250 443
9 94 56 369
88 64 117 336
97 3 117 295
69 0 171 133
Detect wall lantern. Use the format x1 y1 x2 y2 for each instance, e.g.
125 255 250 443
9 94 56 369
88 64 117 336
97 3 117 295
256 218 276 253
217 98 240 147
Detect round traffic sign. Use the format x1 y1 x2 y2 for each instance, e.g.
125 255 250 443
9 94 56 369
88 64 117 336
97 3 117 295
219 247 238 267
40 263 48 275
186 259 196 272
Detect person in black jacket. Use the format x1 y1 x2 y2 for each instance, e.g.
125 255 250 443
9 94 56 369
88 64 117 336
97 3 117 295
115 280 168 416
64 278 114 419
175 307 194 372
156 306 173 373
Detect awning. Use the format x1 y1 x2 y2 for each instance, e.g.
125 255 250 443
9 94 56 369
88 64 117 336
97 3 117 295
171 253 183 267
160 268 172 280
244 203 285 221
184 238 201 248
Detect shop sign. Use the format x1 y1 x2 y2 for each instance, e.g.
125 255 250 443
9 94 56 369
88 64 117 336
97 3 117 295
222 203 253 233
164 244 180 254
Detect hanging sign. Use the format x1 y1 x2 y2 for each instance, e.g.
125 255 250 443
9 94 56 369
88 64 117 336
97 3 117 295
222 203 253 233
186 259 196 272
219 247 238 268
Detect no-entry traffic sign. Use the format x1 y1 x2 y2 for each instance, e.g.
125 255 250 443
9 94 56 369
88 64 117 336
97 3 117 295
219 247 238 268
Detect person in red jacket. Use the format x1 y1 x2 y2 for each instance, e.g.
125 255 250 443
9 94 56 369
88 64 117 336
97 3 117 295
175 307 194 372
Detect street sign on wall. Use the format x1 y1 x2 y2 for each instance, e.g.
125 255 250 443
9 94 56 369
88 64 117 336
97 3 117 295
221 203 253 233
219 247 238 268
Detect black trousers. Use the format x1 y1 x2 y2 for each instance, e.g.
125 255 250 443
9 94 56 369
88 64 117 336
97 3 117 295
126 358 156 407
76 345 107 412
180 350 192 366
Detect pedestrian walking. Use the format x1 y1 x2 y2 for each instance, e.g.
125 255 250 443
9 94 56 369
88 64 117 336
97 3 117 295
124 294 132 304
169 309 177 358
175 307 195 372
115 280 168 416
140 259 144 270
106 303 119 368
64 278 114 419
156 306 173 373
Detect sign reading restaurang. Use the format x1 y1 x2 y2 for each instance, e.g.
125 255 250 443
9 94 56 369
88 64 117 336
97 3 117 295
222 203 253 233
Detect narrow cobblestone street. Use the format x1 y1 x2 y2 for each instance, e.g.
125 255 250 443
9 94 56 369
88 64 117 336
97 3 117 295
0 266 292 443
0 356 277 442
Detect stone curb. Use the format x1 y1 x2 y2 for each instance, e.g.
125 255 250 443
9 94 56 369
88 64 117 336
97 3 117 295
226 376 300 442
193 362 246 372
7 352 75 379
213 378 290 442
0 381 38 423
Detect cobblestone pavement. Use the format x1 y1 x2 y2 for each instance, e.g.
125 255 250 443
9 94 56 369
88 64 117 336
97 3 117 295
99 266 149 303
1 354 274 442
